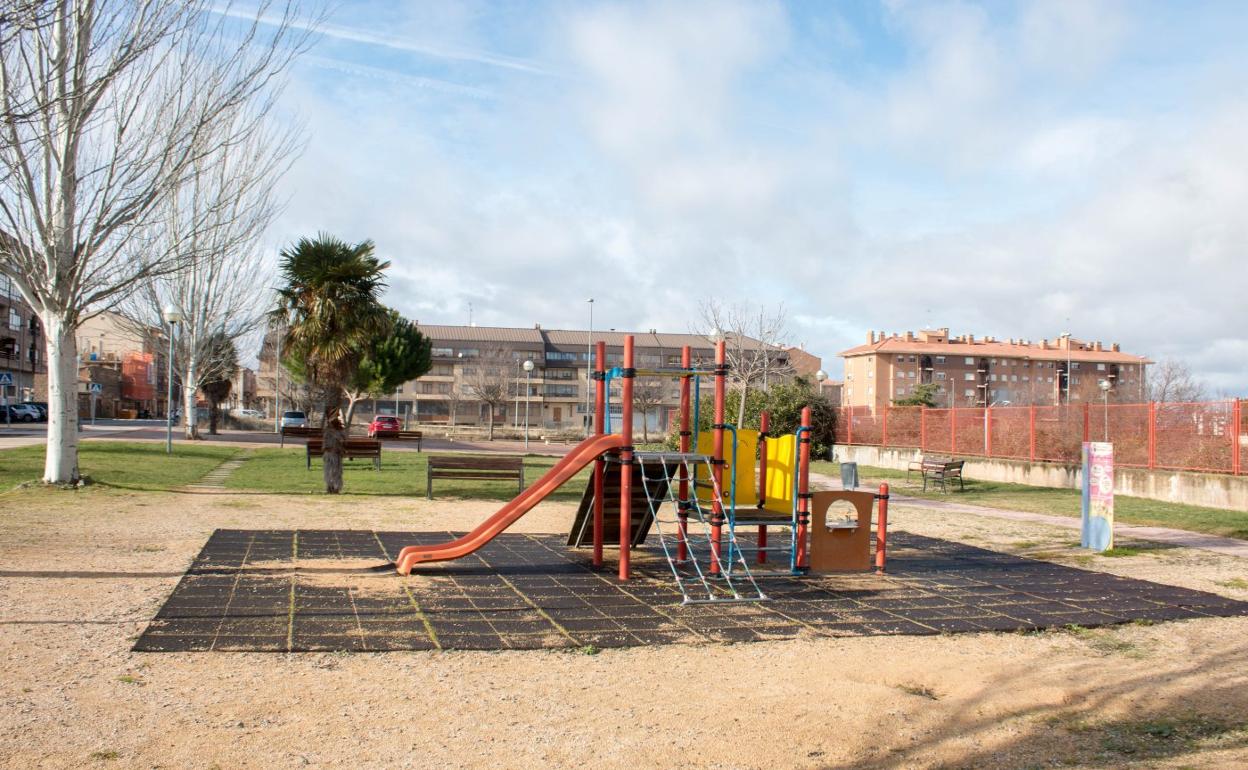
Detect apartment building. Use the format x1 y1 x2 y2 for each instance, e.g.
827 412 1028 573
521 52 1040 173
0 275 45 405
839 328 1150 410
357 324 798 431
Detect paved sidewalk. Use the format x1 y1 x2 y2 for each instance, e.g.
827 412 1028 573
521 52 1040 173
810 471 1248 560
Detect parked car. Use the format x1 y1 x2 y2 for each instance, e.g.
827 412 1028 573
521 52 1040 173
237 408 264 419
367 415 401 437
25 402 48 421
5 404 40 422
280 410 307 429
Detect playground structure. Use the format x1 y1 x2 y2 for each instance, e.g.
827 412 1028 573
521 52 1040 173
394 335 889 604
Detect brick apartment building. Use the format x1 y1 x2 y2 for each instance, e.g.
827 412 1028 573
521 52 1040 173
839 328 1150 410
0 276 45 407
260 324 806 432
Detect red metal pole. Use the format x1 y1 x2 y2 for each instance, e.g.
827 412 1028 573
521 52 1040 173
1148 401 1156 469
758 410 769 565
1083 402 1090 444
677 346 691 562
618 336 634 581
882 405 889 447
875 482 889 574
1230 399 1240 476
1028 405 1036 462
847 406 853 445
795 406 812 570
592 341 606 568
709 339 726 575
920 406 926 452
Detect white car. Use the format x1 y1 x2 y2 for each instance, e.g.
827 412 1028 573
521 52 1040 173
280 410 307 428
237 408 264 419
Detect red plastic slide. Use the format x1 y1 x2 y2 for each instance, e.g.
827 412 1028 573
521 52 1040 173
394 433 626 574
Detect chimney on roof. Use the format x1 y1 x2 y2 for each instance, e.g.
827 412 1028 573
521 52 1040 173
967 334 975 343
1094 341 1103 352
867 331 875 344
904 331 914 342
1112 343 1120 352
534 323 541 330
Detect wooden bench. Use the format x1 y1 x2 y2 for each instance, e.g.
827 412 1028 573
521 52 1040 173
306 437 382 470
426 455 524 499
371 429 423 451
279 425 317 448
921 459 965 493
906 455 950 482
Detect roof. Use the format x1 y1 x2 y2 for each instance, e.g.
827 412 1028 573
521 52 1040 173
416 325 544 345
839 337 1150 365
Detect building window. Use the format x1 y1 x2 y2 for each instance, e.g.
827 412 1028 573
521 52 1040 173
964 373 975 381
431 347 453 357
907 371 914 378
896 370 905 379
1096 363 1106 371
545 351 576 361
1071 362 1080 369
964 389 974 398
964 357 974 365
935 355 945 364
935 372 946 380
457 348 479 358
867 370 873 378
867 386 873 395
7 309 19 331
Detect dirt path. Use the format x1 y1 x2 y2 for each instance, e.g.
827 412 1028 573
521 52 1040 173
2 488 1247 768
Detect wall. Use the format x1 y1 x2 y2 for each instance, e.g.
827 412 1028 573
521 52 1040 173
835 444 1248 512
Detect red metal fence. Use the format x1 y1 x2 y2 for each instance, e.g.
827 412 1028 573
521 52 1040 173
836 400 1246 476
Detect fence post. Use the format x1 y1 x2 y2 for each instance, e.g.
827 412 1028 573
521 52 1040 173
847 406 853 445
1147 401 1156 469
1082 402 1090 443
984 406 992 457
1231 399 1240 476
950 407 958 454
920 406 927 452
882 405 889 447
1028 405 1036 462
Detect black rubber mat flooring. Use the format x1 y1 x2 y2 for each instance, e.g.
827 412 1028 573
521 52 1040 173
134 530 1248 652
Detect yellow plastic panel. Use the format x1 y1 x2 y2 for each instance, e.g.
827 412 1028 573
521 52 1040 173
694 429 758 507
763 434 796 514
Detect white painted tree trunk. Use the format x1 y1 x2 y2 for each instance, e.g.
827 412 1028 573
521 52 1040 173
42 314 80 484
183 356 200 439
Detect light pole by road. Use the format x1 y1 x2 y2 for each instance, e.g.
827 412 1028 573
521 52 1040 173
162 303 184 455
513 359 521 428
585 298 593 437
523 359 534 450
1099 379 1111 441
1060 331 1072 404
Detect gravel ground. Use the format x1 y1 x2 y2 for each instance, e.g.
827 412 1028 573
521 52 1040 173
2 485 1248 769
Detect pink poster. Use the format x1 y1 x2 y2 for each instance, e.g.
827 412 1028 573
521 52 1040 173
1082 442 1114 551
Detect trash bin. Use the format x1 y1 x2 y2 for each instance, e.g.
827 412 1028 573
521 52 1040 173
840 461 859 490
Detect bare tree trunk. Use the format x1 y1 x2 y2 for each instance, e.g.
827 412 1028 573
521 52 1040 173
642 410 650 443
182 357 200 439
208 400 220 435
42 315 80 483
737 384 748 428
343 392 363 430
488 407 495 441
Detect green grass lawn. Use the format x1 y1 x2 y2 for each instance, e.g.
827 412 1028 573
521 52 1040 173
224 447 592 500
0 441 239 492
811 461 1248 540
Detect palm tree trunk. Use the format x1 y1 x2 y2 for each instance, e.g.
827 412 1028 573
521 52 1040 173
323 394 345 494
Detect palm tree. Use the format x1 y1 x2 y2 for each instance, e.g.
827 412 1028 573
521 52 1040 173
272 234 390 493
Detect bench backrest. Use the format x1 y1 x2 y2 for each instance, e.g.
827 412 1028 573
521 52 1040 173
307 437 380 454
282 425 317 436
944 460 965 470
921 457 951 469
428 455 523 471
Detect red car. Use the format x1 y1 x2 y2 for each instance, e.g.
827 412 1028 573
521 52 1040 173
367 415 401 437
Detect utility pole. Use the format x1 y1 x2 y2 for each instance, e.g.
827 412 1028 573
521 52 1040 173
585 298 594 437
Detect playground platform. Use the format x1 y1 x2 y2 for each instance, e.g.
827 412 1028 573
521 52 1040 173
134 529 1248 653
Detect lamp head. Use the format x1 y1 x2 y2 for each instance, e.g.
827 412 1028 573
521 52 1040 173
815 369 828 382
522 359 534 372
162 303 185 324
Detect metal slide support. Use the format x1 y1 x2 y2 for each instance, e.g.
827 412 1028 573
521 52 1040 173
757 411 769 565
618 336 635 581
709 339 726 575
592 341 606 568
677 346 692 563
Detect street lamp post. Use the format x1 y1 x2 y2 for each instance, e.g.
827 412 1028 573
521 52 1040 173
1099 379 1111 441
162 303 184 455
523 359 534 451
1060 331 1072 404
513 359 521 429
585 298 594 437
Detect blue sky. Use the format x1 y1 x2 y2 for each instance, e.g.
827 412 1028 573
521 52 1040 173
244 0 1248 394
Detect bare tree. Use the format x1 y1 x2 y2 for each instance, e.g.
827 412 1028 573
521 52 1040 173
466 351 511 440
633 376 666 443
121 115 296 438
697 299 793 425
1147 359 1207 403
443 384 464 427
0 0 314 482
